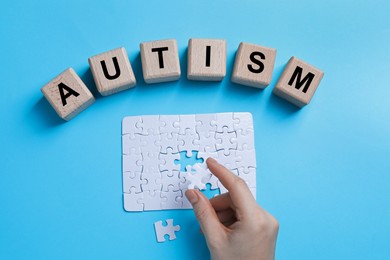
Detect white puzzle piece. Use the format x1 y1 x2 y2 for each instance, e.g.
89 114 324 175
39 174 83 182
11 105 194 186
122 116 142 138
193 132 218 152
237 167 256 188
138 190 162 211
159 148 181 173
233 112 254 135
123 171 146 193
178 129 200 157
154 219 181 242
122 134 144 155
159 115 180 137
161 187 183 209
123 188 143 212
234 129 255 151
157 170 181 192
176 190 193 209
155 133 183 154
137 115 160 135
174 114 198 135
141 170 162 192
215 127 237 155
181 165 207 190
122 113 257 212
236 149 257 173
195 113 217 136
122 152 142 172
211 112 237 133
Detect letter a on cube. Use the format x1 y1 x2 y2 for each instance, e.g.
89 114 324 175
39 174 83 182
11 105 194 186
41 68 95 121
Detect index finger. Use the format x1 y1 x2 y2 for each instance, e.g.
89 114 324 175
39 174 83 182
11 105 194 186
206 157 257 216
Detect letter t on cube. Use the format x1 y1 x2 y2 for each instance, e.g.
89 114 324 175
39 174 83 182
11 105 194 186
140 39 181 83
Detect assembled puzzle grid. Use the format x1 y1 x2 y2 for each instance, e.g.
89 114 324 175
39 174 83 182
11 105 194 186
122 112 257 211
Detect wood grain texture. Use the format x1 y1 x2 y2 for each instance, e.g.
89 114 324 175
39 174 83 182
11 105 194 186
231 42 276 88
41 68 95 121
187 38 226 81
140 39 181 84
88 47 136 96
273 57 324 107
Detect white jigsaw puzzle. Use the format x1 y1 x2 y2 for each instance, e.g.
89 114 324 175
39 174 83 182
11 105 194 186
122 112 257 211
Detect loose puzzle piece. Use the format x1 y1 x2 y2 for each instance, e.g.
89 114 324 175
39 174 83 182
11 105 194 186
181 165 208 190
122 113 256 212
154 219 181 242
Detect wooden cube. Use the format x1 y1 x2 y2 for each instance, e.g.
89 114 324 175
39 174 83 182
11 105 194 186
273 57 324 107
140 39 181 83
88 47 136 96
41 68 95 121
187 38 226 81
231 42 276 88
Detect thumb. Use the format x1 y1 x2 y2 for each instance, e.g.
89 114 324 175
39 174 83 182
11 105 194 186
185 189 224 239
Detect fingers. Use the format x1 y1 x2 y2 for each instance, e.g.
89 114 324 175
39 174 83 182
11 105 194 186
210 193 232 211
206 158 257 216
216 209 236 224
185 189 224 239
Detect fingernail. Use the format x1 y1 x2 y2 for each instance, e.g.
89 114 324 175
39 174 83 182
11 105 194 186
207 157 216 164
186 190 198 204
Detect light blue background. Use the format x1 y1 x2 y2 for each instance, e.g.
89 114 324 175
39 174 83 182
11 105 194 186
1 0 389 259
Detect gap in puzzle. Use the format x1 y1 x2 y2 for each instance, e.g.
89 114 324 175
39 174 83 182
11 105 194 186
122 112 257 211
